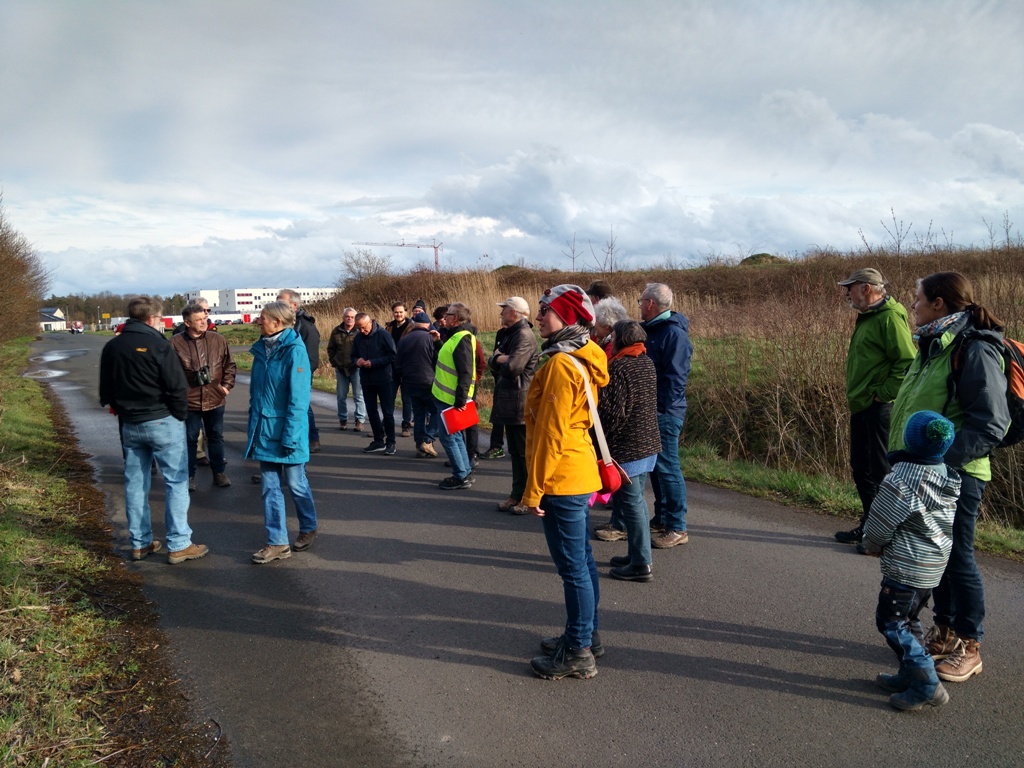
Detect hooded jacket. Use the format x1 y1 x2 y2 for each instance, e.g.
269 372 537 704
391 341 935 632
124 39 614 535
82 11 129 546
640 311 692 420
99 319 188 423
862 460 961 589
523 339 609 507
845 295 916 413
170 329 236 411
888 315 1010 480
245 328 311 464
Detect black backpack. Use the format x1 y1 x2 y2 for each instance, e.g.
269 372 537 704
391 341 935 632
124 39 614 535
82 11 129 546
944 332 1024 448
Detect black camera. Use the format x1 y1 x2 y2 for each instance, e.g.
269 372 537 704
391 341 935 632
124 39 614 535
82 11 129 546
195 365 213 386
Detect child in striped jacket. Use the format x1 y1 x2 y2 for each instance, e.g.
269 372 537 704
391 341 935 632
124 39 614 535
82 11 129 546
862 410 961 711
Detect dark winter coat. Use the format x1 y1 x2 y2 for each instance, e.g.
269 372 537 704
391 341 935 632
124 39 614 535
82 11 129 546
395 326 438 388
294 309 321 372
488 319 539 425
327 324 359 374
100 319 188 423
351 321 396 386
641 311 692 420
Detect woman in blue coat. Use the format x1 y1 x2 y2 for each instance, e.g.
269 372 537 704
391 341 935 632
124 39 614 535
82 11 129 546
246 301 319 563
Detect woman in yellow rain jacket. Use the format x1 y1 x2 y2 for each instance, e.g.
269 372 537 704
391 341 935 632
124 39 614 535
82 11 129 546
524 284 609 681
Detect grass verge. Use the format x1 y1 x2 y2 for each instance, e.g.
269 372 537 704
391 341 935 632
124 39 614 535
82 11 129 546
0 338 229 766
681 441 1024 561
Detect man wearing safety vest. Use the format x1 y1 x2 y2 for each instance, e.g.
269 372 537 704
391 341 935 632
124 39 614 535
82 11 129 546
432 304 478 490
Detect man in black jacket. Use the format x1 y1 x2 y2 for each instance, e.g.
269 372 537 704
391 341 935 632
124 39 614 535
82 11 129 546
99 296 208 565
353 312 398 455
278 289 321 452
396 311 440 457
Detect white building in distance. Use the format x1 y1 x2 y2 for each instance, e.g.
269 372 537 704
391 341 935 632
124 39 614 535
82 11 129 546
185 287 338 314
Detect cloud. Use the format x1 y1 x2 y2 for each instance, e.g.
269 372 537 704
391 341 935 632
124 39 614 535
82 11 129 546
2 1 1021 296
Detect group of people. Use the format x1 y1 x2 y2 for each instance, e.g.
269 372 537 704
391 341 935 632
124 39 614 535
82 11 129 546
99 289 324 565
834 268 1011 710
98 267 1011 692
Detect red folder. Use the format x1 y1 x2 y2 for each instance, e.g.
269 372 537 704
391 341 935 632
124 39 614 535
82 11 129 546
440 401 479 435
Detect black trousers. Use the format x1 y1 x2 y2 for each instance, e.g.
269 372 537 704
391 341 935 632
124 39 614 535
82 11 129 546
362 380 396 444
850 400 892 526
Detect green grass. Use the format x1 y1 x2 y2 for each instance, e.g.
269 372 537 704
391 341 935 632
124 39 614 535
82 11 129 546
680 441 1024 559
0 339 121 764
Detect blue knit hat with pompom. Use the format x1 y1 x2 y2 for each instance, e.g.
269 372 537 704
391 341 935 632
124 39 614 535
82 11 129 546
903 410 955 461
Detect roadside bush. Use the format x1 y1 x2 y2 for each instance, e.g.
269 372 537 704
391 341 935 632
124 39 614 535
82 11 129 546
0 198 50 347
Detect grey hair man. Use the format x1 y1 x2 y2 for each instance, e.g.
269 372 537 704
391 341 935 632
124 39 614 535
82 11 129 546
326 306 367 431
277 289 322 452
833 268 916 550
638 283 693 549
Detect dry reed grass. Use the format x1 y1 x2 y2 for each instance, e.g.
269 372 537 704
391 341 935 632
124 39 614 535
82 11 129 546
305 245 1024 525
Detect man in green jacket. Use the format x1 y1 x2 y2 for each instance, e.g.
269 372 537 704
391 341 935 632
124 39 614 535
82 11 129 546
834 268 917 551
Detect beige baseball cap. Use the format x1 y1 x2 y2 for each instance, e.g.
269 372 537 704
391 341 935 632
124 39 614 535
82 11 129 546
837 267 885 286
497 296 530 315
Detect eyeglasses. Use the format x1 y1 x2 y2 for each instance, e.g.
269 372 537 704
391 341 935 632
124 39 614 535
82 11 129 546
538 306 552 317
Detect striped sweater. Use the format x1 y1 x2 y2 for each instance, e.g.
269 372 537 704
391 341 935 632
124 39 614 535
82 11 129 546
862 460 960 589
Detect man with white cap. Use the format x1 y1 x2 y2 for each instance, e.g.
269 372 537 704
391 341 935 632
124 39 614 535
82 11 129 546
489 297 539 513
834 267 916 550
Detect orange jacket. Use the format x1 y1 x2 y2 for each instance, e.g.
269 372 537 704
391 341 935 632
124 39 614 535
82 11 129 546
523 339 609 507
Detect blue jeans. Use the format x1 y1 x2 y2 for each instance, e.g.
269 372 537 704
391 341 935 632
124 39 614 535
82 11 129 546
186 407 225 476
435 397 472 479
363 380 396 444
335 368 366 424
260 461 318 546
307 401 319 442
933 472 986 641
613 471 652 566
399 383 414 428
650 412 687 532
876 577 938 684
541 493 600 649
120 415 193 552
407 385 439 446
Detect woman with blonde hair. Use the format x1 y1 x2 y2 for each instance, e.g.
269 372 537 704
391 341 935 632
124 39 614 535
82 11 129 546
245 301 320 564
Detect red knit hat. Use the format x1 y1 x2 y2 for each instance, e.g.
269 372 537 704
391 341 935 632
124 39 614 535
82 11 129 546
540 284 595 326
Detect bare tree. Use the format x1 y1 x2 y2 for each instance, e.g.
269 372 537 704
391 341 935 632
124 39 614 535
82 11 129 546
338 248 392 288
0 195 50 344
588 226 619 273
561 233 581 273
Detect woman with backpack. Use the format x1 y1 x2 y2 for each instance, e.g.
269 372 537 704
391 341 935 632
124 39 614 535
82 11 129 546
888 271 1010 685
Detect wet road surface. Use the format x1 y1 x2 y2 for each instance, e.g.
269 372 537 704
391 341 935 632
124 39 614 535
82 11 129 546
30 332 1024 767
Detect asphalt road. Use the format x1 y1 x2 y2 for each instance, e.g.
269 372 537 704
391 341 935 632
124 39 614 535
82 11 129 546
29 332 1024 767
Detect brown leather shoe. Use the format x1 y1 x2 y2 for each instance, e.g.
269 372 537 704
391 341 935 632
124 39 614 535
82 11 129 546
353 421 364 432
131 540 162 561
651 530 689 548
935 638 982 682
925 623 958 660
309 440 321 453
594 527 627 542
214 472 231 488
496 497 521 512
252 544 291 564
167 543 209 564
293 530 317 552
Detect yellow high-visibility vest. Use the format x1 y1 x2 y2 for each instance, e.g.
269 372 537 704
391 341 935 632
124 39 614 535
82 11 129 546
432 330 477 404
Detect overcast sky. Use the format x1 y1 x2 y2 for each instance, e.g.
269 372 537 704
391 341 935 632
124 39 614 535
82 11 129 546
2 0 1021 298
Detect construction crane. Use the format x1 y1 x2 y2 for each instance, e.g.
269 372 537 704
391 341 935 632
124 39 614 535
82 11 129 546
353 239 445 272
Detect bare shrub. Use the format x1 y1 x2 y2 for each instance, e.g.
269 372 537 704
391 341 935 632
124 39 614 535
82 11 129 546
0 198 50 345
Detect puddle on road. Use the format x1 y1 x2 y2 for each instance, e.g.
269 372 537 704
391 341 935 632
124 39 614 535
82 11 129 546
22 369 70 379
28 349 90 363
